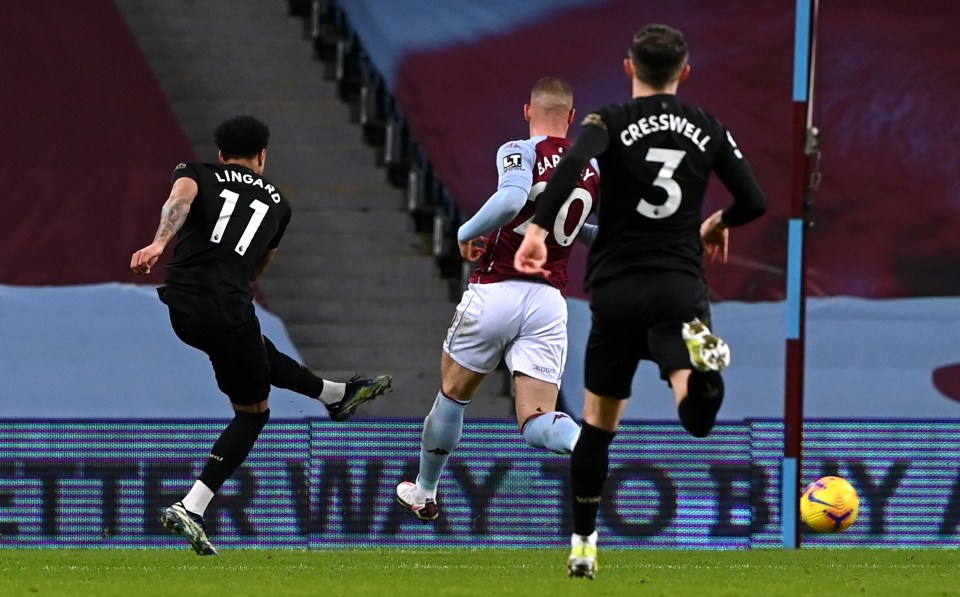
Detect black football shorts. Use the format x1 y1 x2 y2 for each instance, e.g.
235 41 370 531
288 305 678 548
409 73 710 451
584 268 711 399
168 307 271 406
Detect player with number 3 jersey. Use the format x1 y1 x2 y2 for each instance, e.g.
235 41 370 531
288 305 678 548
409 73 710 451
396 78 599 524
514 24 767 579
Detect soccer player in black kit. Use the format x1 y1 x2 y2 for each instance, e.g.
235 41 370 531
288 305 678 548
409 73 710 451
130 116 391 555
515 25 767 578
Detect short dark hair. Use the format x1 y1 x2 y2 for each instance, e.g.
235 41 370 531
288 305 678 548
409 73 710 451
214 115 270 159
629 24 689 88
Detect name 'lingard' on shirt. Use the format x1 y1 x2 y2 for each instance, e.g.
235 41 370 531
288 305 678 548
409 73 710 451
214 170 282 203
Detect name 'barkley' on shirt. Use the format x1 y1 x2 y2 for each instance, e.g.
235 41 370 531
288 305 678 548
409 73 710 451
214 169 282 203
538 151 598 182
619 113 710 151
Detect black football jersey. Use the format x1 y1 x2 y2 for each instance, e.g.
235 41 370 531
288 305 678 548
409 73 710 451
583 94 763 289
160 162 291 325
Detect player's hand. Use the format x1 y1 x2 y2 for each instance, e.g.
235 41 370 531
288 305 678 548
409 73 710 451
514 224 551 279
700 210 729 264
458 236 487 261
130 242 164 274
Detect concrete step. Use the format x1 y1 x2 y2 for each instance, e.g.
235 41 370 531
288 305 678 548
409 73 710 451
276 190 405 212
177 101 352 134
261 297 454 325
158 73 332 102
178 115 361 155
117 0 290 18
267 254 438 279
296 343 432 371
292 321 446 348
289 208 413 231
268 233 428 259
264 276 450 301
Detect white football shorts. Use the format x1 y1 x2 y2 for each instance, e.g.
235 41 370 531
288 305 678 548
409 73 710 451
443 279 567 386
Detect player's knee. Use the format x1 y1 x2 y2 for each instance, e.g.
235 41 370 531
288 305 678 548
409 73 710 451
236 408 270 426
231 409 270 442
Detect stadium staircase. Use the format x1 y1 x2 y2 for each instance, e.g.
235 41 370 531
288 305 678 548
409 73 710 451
114 0 513 417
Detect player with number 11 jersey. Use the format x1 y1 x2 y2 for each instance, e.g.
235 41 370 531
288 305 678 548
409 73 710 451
132 116 393 556
161 162 291 327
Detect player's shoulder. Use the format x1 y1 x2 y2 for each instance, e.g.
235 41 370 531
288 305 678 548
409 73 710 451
678 101 726 131
496 138 538 172
172 161 200 172
263 174 291 205
498 137 537 154
173 161 225 176
529 134 572 152
581 101 631 130
170 161 202 183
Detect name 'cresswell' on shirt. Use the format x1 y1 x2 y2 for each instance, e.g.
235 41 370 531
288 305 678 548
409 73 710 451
619 113 710 152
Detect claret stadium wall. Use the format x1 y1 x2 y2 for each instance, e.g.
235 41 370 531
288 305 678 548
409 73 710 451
1 0 960 549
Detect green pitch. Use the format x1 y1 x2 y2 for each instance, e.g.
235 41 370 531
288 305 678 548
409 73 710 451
0 549 957 596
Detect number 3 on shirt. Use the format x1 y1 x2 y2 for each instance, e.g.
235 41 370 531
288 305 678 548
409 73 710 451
210 189 269 256
637 148 686 219
513 181 594 247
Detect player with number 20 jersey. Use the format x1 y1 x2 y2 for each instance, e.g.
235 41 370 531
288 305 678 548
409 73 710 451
396 79 599 524
469 136 599 294
449 132 599 387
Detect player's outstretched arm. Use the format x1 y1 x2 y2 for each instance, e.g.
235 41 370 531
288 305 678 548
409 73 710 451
130 177 198 274
456 184 529 256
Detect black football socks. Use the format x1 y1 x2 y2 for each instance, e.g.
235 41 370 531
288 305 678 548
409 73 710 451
678 370 725 438
198 409 270 492
571 422 616 536
263 336 326 398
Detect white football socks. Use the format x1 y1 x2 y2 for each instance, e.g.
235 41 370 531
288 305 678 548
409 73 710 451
181 480 215 517
317 380 346 405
